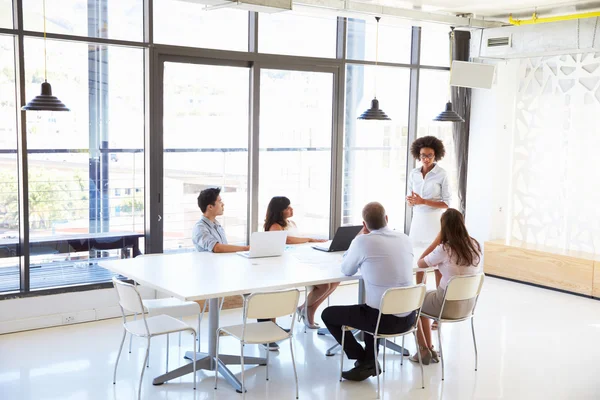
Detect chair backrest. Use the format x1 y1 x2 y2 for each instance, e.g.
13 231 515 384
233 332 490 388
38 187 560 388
379 284 427 316
245 289 300 320
444 273 484 301
112 277 146 314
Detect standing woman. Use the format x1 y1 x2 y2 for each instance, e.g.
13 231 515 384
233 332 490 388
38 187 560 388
406 136 451 249
264 196 337 329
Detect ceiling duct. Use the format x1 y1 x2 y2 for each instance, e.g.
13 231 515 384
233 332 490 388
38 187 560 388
181 0 504 28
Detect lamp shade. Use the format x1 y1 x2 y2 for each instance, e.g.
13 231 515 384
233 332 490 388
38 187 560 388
22 81 69 111
358 98 391 121
433 101 463 122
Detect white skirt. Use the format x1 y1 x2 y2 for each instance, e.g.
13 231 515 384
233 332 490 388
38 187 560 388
409 210 443 248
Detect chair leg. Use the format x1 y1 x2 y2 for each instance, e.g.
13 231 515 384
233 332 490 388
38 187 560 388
146 338 151 368
214 330 221 390
166 334 169 374
471 318 478 372
197 313 202 347
192 331 197 390
437 323 444 381
374 335 380 400
139 338 150 400
400 336 405 366
266 341 270 381
129 313 137 353
290 339 299 399
113 329 127 384
304 287 308 334
340 327 346 381
240 343 246 393
413 332 424 389
382 339 386 372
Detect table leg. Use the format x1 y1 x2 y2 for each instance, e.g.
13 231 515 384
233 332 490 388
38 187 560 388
152 297 267 392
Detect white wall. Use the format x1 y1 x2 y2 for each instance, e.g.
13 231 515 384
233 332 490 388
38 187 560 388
465 59 519 248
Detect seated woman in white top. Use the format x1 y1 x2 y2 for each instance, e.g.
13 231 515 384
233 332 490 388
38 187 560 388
410 208 482 365
264 196 336 329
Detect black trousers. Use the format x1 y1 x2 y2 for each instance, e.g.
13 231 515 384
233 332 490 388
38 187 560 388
322 304 416 362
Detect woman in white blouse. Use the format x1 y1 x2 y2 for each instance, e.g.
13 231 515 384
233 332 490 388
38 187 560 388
410 208 482 365
406 136 451 249
264 197 334 330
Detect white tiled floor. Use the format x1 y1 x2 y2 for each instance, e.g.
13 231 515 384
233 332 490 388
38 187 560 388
2 277 600 400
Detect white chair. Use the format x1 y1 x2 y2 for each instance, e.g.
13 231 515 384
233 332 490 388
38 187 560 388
215 289 301 398
420 273 485 381
340 284 427 399
128 253 207 359
112 277 197 400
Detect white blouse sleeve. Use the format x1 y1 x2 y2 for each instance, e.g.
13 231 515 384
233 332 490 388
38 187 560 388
440 172 451 206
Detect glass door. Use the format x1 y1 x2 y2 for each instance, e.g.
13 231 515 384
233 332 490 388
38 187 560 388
257 68 335 238
162 62 250 252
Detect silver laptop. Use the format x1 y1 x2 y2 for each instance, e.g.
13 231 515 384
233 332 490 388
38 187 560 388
237 231 288 258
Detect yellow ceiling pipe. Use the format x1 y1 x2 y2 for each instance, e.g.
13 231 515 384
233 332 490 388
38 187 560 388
509 11 600 26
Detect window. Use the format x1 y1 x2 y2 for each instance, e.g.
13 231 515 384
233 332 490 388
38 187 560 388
420 26 450 67
23 0 143 41
0 0 11 28
153 2 248 51
343 64 410 230
417 69 458 209
258 14 337 58
347 18 412 64
0 35 19 293
24 38 145 290
259 69 334 237
162 62 249 251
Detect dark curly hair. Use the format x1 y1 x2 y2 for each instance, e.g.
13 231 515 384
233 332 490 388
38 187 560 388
410 136 446 161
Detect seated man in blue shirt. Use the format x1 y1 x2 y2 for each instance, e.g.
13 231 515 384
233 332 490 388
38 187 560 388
321 202 416 381
192 187 249 253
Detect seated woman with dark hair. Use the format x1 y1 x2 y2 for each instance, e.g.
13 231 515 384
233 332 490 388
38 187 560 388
410 208 482 365
264 196 338 329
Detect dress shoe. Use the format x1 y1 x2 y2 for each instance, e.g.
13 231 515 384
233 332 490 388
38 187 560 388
342 360 381 381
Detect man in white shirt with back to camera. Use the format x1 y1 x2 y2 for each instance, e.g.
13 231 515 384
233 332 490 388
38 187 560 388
321 202 415 382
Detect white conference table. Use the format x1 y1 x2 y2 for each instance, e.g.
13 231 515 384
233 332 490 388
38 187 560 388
100 245 433 392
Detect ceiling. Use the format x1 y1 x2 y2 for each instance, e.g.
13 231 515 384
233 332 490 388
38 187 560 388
364 0 600 18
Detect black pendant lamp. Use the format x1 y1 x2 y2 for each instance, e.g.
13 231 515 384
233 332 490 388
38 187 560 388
22 0 69 112
358 17 390 121
433 27 462 122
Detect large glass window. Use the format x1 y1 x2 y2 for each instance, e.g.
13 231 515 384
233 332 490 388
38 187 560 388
342 64 410 229
24 38 145 290
162 63 249 251
0 0 11 28
417 69 458 209
347 18 412 64
258 14 337 58
23 0 143 41
259 69 333 237
153 2 248 51
0 35 19 293
420 26 450 67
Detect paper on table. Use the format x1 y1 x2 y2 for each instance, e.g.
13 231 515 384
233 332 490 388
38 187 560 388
291 251 342 265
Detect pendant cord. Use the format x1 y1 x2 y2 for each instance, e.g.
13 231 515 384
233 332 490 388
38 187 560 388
374 16 380 99
43 0 47 82
448 28 454 100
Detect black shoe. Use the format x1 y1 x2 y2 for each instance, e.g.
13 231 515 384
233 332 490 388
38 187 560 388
342 360 382 382
262 342 280 351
